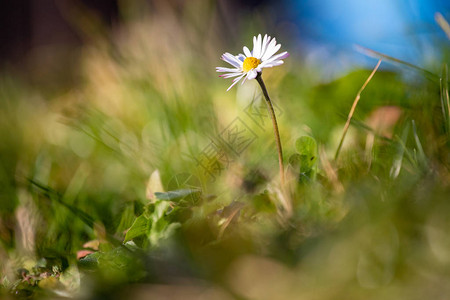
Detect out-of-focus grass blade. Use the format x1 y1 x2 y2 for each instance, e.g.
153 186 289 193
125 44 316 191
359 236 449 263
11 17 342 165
435 12 450 40
440 64 450 136
355 45 442 83
411 120 428 170
29 179 94 228
28 178 121 245
390 124 410 179
338 114 394 142
116 203 136 236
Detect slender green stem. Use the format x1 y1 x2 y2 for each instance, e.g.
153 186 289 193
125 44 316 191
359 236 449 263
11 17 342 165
256 73 285 185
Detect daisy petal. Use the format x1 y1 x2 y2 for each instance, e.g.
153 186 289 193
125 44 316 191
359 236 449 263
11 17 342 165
263 51 289 65
247 69 258 80
243 46 252 58
227 74 245 91
272 60 284 66
262 43 281 61
261 38 277 60
260 61 278 68
261 60 284 68
221 54 238 67
220 72 244 79
221 52 243 68
253 34 262 58
216 67 240 73
241 74 248 85
260 34 269 59
257 34 263 57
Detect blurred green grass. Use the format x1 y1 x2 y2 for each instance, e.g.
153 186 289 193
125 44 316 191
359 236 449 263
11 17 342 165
1 1 450 299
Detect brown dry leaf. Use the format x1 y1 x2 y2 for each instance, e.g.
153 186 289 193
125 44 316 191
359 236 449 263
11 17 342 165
82 240 100 250
77 250 94 260
366 105 402 138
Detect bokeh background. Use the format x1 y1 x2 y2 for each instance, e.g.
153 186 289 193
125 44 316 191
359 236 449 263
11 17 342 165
0 0 449 299
1 0 449 78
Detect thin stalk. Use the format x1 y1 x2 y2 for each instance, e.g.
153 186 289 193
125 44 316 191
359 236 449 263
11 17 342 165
335 59 382 161
256 73 285 185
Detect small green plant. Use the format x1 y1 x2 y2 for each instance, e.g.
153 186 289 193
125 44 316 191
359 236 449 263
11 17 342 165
289 136 318 183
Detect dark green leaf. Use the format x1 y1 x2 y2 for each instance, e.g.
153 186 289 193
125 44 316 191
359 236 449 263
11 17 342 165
78 252 102 271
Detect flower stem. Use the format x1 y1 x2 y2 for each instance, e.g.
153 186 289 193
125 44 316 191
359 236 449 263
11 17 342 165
256 73 285 185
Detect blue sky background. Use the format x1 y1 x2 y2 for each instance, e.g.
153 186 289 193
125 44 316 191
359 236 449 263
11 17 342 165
283 0 449 72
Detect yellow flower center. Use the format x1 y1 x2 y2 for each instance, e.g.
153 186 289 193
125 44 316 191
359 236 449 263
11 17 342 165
242 57 261 72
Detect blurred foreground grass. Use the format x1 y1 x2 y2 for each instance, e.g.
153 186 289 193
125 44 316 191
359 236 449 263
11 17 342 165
1 2 450 299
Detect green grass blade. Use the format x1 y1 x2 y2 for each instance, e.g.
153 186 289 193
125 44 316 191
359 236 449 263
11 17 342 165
440 64 450 136
355 45 442 83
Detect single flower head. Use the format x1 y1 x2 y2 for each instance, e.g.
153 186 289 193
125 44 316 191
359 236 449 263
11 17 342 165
216 34 289 91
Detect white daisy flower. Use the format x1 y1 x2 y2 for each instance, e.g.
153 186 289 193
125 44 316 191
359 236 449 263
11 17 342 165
216 34 289 91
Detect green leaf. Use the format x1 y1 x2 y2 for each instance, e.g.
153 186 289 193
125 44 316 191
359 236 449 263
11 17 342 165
78 246 146 281
149 222 181 246
295 136 318 159
251 192 276 213
78 252 102 270
151 201 171 221
294 136 318 176
124 215 150 243
147 201 180 246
